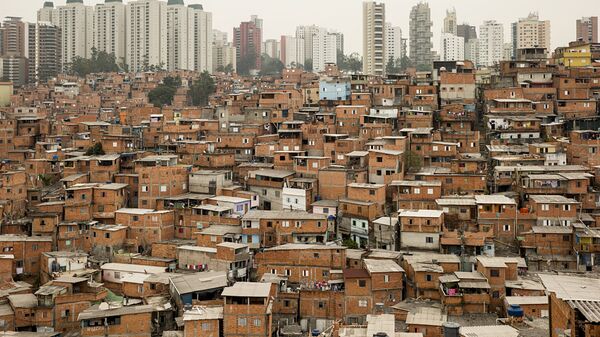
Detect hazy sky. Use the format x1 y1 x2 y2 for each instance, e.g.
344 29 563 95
5 0 599 54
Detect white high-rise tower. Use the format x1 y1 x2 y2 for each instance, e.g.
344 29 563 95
125 0 167 71
95 0 126 63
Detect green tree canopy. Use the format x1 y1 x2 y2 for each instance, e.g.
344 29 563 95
148 76 181 107
337 52 362 73
189 71 216 106
85 142 105 156
237 50 258 76
404 150 423 173
260 54 284 76
70 48 123 77
303 58 313 72
399 55 414 71
386 56 401 75
216 63 234 73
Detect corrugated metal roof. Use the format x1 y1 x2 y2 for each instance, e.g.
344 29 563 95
567 299 600 322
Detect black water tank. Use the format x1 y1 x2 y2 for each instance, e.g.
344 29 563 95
443 322 460 337
373 333 388 337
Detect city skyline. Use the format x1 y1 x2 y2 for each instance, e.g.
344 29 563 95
3 0 599 55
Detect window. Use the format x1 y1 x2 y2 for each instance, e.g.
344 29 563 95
114 271 121 279
358 280 366 287
202 322 211 331
541 204 549 211
238 318 247 326
282 221 290 227
376 157 383 163
563 204 571 211
318 301 325 309
490 269 500 277
427 188 433 195
160 185 167 192
358 300 368 307
253 319 261 327
503 224 510 232
426 274 432 281
302 270 309 277
141 185 148 192
563 235 570 242
414 188 421 194
425 237 433 243
384 274 389 283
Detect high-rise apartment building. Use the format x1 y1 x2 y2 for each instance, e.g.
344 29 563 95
212 41 236 73
166 0 193 71
38 1 59 25
296 25 338 72
213 29 228 45
280 35 305 67
444 8 457 35
576 17 598 43
264 39 280 59
503 43 514 62
363 1 386 75
464 39 479 65
250 15 263 44
189 4 212 73
512 13 551 58
458 24 478 64
440 33 464 61
234 20 262 71
1 17 27 57
95 0 126 63
478 20 504 67
457 24 477 42
126 0 167 71
385 23 403 65
56 0 95 69
0 17 28 86
333 32 344 54
409 2 433 71
28 22 62 84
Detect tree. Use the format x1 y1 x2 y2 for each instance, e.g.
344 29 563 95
148 76 180 107
163 76 181 88
260 54 284 76
216 63 234 73
189 71 216 106
416 63 432 72
337 52 362 73
399 55 414 71
342 238 359 249
70 48 121 77
386 56 401 75
85 142 105 156
238 50 258 76
303 58 313 72
404 150 422 172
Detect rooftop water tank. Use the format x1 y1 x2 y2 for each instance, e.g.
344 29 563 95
442 322 460 337
507 304 524 318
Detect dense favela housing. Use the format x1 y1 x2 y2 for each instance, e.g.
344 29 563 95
0 0 600 336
